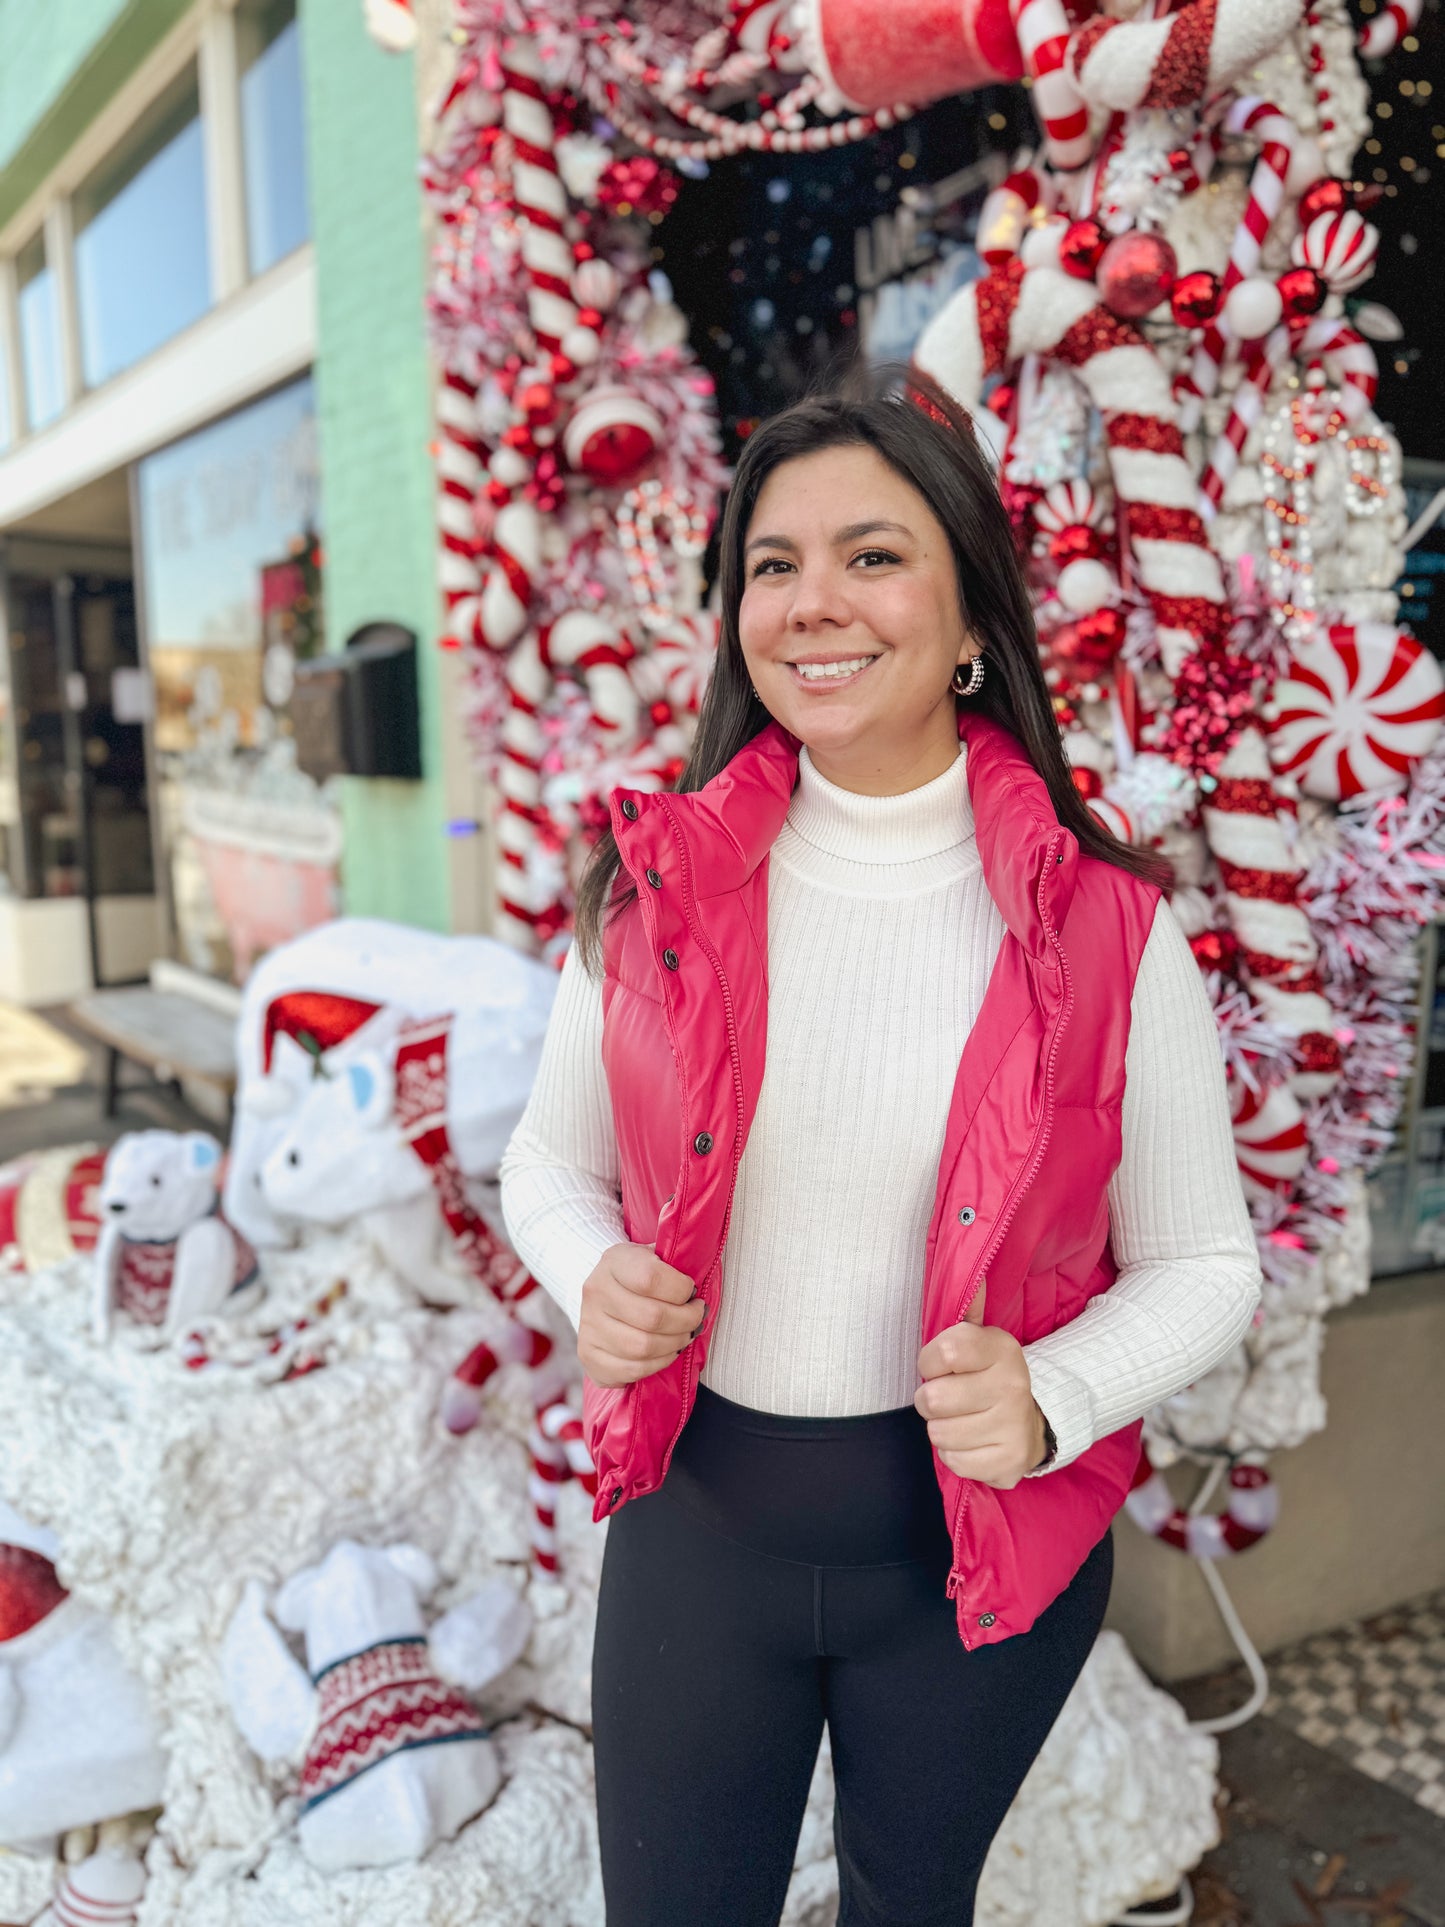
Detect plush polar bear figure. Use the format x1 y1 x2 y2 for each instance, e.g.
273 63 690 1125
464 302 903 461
93 1131 259 1344
221 1541 531 1872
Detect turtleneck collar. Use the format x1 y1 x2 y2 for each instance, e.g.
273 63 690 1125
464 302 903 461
773 742 979 896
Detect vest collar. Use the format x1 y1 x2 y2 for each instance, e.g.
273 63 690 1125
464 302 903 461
610 711 1078 955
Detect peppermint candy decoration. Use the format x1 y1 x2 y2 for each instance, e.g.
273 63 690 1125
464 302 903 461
1033 478 1100 532
1229 1067 1309 1199
1291 209 1379 296
1126 1445 1279 1558
1267 623 1445 800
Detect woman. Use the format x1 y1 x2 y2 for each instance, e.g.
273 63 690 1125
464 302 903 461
500 369 1262 1926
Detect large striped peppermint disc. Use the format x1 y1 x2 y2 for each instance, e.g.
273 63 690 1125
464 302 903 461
1268 624 1445 800
1229 1070 1308 1197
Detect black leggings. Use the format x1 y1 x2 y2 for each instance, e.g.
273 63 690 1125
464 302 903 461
592 1384 1114 1926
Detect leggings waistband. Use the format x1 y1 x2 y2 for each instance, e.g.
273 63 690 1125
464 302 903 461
662 1382 952 1569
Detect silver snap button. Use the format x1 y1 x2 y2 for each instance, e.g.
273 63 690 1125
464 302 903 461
646 867 663 889
620 799 638 820
957 1206 976 1226
978 1612 996 1628
693 1131 714 1154
662 948 679 970
1056 851 1064 863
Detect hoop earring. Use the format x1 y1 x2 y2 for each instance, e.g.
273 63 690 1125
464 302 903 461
951 654 985 698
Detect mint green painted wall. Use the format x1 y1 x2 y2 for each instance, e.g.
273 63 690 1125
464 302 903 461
299 0 448 931
0 0 192 228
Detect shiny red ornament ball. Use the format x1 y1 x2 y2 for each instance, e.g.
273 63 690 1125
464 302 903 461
1048 524 1104 566
575 421 657 487
1098 232 1178 319
1170 269 1223 327
484 478 512 507
1070 766 1104 801
1059 217 1108 280
1297 177 1348 227
649 699 672 728
987 380 1017 419
501 423 536 452
1277 265 1327 320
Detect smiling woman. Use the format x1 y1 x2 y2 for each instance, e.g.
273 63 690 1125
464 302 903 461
503 365 1260 1925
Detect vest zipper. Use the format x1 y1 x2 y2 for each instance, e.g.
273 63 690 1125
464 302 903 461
945 830 1076 1628
653 794 750 1490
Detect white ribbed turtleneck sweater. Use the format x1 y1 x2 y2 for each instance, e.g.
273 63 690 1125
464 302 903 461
499 742 1262 1473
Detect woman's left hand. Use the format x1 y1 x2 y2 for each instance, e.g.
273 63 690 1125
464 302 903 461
915 1297 1049 1489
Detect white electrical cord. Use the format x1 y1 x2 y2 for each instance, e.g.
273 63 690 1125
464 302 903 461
1113 1873 1196 1925
1109 1449 1275 1924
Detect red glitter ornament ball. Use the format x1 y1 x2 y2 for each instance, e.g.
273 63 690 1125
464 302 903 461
1277 265 1327 320
1170 269 1223 327
1054 607 1125 671
986 380 1017 419
1188 928 1240 972
1059 217 1108 280
1297 177 1348 227
649 699 672 728
596 155 681 219
518 381 559 425
1048 524 1104 566
1098 232 1178 319
1070 765 1104 801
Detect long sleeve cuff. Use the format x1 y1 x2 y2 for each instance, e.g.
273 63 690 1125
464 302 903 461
1021 1351 1097 1476
499 1134 627 1331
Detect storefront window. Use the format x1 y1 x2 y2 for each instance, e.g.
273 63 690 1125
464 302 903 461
135 376 335 981
239 0 310 275
73 65 210 390
17 233 64 431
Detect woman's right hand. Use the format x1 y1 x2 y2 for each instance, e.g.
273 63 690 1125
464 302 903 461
578 1242 706 1387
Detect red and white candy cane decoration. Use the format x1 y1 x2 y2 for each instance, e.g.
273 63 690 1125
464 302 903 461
1202 728 1342 1097
648 611 721 717
914 261 1226 675
1292 209 1379 297
1010 0 1092 172
1032 477 1100 535
1066 0 1305 113
542 611 642 748
442 1325 597 1573
1266 623 1445 801
480 498 543 651
1359 0 1421 58
1203 312 1380 516
437 371 484 651
1177 99 1296 433
500 40 576 358
977 170 1050 269
496 629 553 950
1229 1063 1310 1199
618 480 711 629
1126 1445 1279 1558
1297 314 1378 423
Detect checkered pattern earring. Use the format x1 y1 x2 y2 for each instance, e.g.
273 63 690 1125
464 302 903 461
951 654 985 697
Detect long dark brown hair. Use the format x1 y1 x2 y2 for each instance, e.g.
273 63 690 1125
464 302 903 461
573 363 1171 973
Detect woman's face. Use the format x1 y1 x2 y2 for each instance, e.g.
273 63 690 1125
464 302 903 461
738 444 976 789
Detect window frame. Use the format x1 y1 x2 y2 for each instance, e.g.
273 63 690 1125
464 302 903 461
0 0 295 446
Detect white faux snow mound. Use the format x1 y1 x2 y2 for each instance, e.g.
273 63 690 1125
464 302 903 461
0 1228 1217 1927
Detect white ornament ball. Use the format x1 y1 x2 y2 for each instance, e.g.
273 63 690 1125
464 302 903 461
573 258 621 312
1020 217 1066 272
560 324 602 367
1224 276 1284 341
363 0 416 52
490 446 531 488
1057 558 1115 614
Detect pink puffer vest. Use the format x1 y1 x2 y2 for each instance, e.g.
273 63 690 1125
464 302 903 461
587 709 1160 1649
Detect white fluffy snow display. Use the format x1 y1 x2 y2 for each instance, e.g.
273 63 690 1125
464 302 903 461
0 1219 1218 1925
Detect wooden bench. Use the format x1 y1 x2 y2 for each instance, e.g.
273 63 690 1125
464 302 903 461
68 961 242 1124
